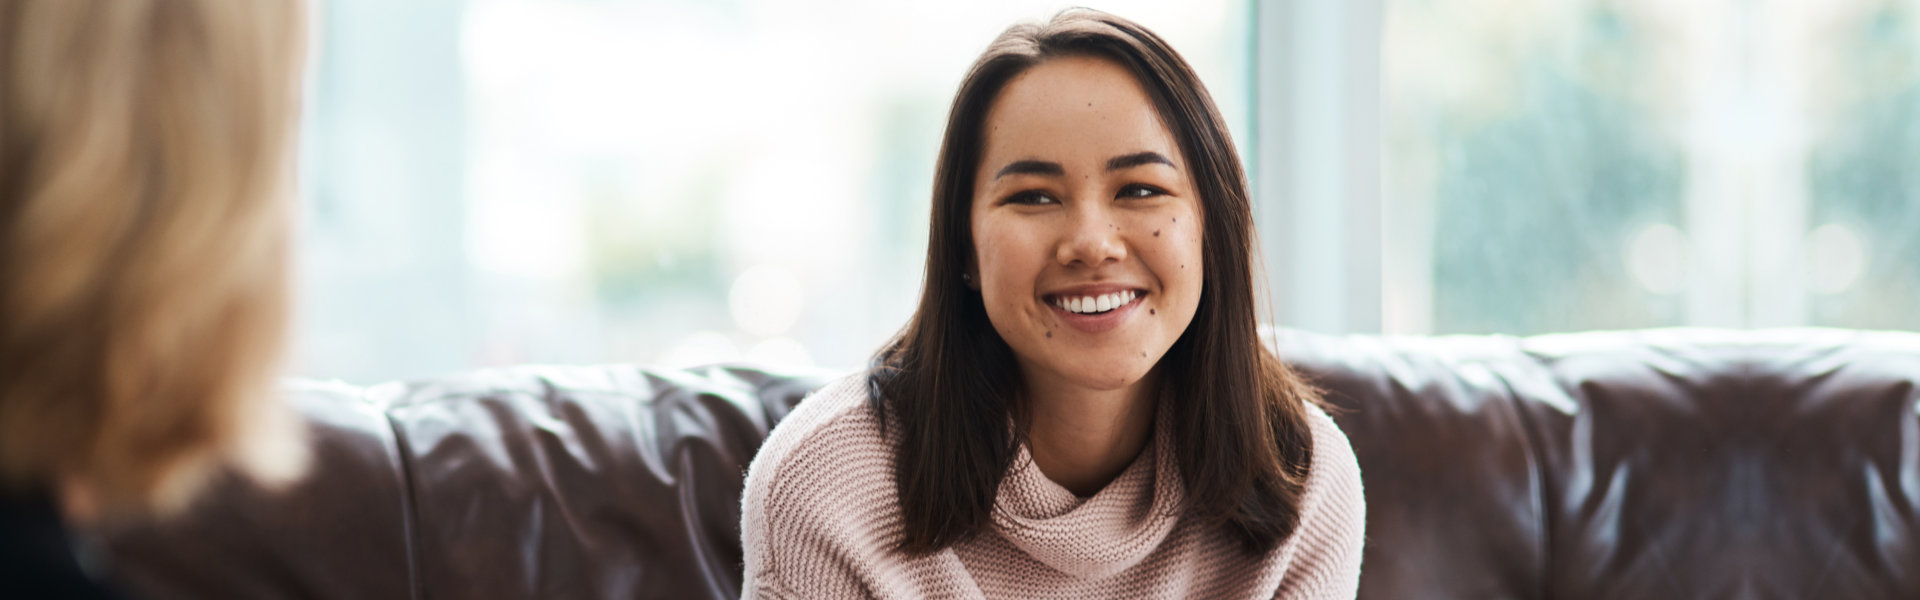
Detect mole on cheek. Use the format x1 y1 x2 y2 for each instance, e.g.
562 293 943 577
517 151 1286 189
1150 308 1156 315
1046 330 1052 339
1153 229 1160 237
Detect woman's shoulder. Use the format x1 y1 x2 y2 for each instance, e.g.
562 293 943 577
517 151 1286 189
1275 400 1367 595
739 371 907 594
741 371 897 520
751 371 891 473
1300 401 1363 503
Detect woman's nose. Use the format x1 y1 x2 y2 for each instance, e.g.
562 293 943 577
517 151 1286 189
1055 199 1127 268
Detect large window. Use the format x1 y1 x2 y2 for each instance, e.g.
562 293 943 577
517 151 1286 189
297 1 1250 383
298 0 1920 385
1804 1 1920 329
1381 0 1920 334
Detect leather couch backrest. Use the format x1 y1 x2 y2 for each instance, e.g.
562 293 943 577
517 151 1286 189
107 365 832 600
1270 328 1920 600
103 329 1920 600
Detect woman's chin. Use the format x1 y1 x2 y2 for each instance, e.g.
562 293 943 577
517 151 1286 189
1050 361 1156 393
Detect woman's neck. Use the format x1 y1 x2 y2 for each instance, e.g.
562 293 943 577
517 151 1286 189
1021 369 1160 497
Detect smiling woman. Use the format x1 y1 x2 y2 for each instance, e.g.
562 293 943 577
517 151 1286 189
739 9 1366 599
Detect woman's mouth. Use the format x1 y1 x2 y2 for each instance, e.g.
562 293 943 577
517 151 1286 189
1050 290 1138 314
1045 289 1145 333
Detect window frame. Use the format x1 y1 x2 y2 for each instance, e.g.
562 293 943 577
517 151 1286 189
1252 0 1386 334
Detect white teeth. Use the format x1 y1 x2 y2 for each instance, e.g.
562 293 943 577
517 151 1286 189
1054 291 1139 314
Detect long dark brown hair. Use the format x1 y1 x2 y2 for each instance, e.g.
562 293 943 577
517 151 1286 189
869 9 1323 556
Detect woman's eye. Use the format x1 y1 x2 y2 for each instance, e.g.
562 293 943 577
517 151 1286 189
1006 190 1057 206
1119 184 1167 199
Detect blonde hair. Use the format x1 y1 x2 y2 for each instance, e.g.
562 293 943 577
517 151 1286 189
0 0 309 518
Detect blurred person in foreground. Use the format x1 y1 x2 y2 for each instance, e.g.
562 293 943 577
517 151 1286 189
0 1 311 597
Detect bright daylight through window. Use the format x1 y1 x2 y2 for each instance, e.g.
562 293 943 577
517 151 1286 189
294 0 1918 384
297 0 1249 383
1384 0 1920 335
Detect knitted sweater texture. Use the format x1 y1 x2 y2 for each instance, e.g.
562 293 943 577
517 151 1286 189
740 374 1367 599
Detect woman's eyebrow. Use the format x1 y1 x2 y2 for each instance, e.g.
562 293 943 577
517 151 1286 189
1107 151 1174 171
993 152 1174 180
994 160 1064 180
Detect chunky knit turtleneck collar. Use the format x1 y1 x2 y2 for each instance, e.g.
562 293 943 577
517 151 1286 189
989 405 1183 580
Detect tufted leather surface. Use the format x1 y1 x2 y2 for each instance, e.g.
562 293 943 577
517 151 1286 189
102 329 1920 599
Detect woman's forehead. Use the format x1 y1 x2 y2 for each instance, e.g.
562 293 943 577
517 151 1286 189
978 55 1182 172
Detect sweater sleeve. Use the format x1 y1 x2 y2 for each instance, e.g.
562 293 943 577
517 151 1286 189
1275 405 1368 600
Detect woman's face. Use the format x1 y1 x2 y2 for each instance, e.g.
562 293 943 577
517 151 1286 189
970 54 1203 395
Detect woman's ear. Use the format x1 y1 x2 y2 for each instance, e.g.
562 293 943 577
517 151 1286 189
963 256 981 290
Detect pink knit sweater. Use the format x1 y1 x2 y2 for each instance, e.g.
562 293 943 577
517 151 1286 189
740 374 1366 599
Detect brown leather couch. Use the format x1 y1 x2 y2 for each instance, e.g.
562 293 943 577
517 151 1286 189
100 328 1920 599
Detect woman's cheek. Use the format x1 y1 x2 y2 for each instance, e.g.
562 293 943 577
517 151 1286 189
1146 209 1203 316
975 229 1015 290
1140 210 1200 267
973 220 1039 327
